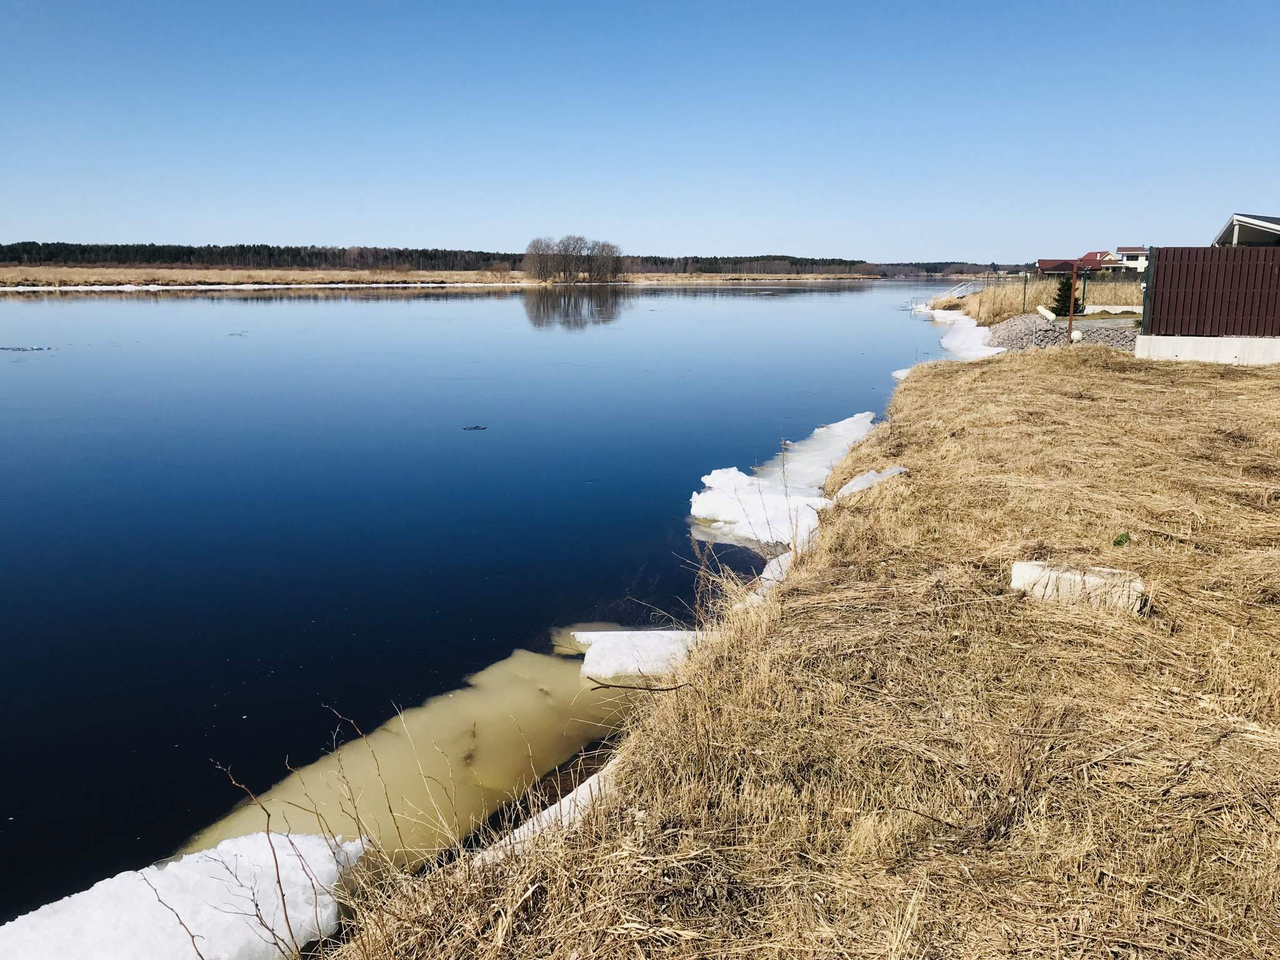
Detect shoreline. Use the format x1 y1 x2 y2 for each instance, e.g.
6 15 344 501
328 343 1280 956
0 269 987 294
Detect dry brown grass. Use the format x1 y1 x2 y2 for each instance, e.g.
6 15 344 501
0 266 880 289
932 279 1145 325
0 265 529 287
329 348 1280 959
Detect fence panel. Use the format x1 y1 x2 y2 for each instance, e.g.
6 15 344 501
1147 246 1280 337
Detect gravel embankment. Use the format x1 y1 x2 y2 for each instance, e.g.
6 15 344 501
987 313 1138 352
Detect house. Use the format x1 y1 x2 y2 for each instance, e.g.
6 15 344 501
1116 246 1148 270
1076 250 1121 270
1037 250 1131 275
1212 213 1280 247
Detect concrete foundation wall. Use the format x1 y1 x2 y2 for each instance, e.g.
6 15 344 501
1136 335 1280 365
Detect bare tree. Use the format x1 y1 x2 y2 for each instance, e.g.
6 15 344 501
586 240 622 283
522 237 556 281
554 235 588 284
524 235 625 284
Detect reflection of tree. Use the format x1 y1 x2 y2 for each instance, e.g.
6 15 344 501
521 286 637 329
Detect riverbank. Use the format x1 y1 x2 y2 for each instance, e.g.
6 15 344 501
930 278 1144 325
331 347 1280 958
0 266 883 290
987 311 1139 351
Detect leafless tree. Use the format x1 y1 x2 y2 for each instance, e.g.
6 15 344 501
522 237 556 281
524 235 625 284
586 240 622 282
554 235 588 284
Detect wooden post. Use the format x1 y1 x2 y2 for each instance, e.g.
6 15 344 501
1068 264 1078 341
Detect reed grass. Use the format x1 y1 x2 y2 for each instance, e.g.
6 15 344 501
0 266 528 287
932 278 1145 325
0 266 882 289
323 347 1280 959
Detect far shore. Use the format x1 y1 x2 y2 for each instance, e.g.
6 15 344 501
0 265 972 292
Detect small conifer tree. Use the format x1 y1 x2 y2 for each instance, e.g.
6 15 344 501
1052 274 1084 316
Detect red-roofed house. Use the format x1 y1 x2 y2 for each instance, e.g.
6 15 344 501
1077 250 1121 269
1037 250 1141 275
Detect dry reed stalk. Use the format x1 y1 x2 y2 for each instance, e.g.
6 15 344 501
931 279 1145 325
0 265 531 287
329 348 1280 959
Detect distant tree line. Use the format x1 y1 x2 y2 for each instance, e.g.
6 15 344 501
0 240 1028 279
522 236 623 283
0 242 521 272
617 255 870 275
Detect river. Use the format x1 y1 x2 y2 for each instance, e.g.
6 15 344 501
0 280 949 918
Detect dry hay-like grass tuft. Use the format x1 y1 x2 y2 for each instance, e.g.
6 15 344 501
932 278 1145 325
331 347 1280 959
0 265 529 288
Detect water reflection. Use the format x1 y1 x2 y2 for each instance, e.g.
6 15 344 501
522 286 637 329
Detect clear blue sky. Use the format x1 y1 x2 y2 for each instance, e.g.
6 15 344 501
3 0 1277 262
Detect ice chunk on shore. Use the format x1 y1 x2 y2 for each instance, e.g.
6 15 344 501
835 466 908 499
759 551 793 589
917 307 1006 361
474 763 615 865
573 630 697 681
690 413 875 553
891 367 912 381
0 833 364 960
939 315 1005 360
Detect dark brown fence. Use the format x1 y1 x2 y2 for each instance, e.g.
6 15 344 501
1144 246 1280 337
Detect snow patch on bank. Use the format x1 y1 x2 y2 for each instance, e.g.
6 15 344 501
835 466 908 499
0 833 364 960
689 413 876 553
898 304 1006 379
933 310 1006 361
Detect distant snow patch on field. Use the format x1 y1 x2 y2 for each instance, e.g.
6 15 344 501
0 833 364 960
689 413 875 553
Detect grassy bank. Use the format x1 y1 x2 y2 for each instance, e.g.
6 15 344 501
0 265 530 287
330 348 1280 959
931 278 1144 325
0 266 880 288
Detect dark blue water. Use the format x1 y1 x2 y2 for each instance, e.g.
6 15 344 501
0 281 946 918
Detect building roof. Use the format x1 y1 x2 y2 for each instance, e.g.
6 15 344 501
1078 250 1119 264
1037 258 1076 272
1213 213 1280 246
1116 246 1148 254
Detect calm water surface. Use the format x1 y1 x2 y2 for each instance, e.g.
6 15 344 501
0 281 947 918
